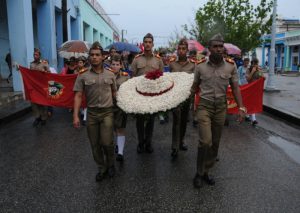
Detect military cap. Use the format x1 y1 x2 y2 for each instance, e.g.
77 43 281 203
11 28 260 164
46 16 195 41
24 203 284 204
209 33 224 43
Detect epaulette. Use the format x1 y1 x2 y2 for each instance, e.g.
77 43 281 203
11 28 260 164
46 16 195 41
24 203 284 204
134 53 143 59
79 67 88 74
169 56 176 63
106 67 114 72
120 71 129 76
154 54 161 59
225 57 235 64
189 58 199 64
197 57 207 64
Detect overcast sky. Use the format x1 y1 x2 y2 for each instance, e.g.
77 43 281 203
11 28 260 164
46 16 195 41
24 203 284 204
98 0 300 47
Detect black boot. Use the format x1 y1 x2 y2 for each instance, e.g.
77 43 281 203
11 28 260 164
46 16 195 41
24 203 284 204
193 174 203 188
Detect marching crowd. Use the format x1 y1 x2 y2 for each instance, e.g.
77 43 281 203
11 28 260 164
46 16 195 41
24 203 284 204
25 32 265 188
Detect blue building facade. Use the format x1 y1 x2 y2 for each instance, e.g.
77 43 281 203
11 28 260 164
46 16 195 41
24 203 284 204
261 30 300 72
0 0 119 92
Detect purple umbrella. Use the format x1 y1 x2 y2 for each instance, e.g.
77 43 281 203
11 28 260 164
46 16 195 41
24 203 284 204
224 43 241 55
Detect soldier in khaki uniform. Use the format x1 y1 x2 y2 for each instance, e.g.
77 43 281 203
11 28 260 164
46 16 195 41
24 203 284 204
110 54 130 162
30 48 50 127
131 33 164 153
73 42 117 182
191 34 246 188
169 38 198 158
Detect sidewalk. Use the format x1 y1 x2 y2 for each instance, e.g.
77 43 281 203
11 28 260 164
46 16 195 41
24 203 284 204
0 74 299 126
0 91 31 125
263 74 300 125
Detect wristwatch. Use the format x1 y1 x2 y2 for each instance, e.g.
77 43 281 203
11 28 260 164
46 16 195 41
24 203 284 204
239 107 247 113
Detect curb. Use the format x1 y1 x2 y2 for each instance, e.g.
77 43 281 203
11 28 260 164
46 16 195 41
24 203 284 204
263 104 300 126
0 106 31 126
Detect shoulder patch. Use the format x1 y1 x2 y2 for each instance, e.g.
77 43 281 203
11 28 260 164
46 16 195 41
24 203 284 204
225 57 235 64
198 57 207 64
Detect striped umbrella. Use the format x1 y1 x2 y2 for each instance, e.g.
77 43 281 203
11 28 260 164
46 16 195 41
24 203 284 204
58 40 90 59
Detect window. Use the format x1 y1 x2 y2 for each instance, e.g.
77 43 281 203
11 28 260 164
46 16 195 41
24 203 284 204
293 46 299 53
292 56 298 66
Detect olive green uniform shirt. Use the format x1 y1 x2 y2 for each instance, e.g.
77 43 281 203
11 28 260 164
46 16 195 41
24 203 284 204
169 58 196 74
193 59 238 101
73 67 117 108
131 53 164 77
30 60 49 72
116 72 129 90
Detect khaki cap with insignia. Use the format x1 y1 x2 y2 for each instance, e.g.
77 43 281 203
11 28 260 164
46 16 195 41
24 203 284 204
209 33 224 43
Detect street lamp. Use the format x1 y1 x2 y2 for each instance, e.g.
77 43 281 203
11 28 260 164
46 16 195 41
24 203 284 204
265 0 279 91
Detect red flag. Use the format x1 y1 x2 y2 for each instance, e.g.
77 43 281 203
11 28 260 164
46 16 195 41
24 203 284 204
194 78 265 114
19 66 81 108
227 78 265 114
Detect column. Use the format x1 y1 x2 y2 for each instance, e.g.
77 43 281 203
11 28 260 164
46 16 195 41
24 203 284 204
6 0 34 91
262 43 266 67
277 45 281 67
37 0 57 68
267 47 271 65
284 45 290 71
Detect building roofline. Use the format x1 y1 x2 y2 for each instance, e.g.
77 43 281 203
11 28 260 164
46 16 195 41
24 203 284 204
85 0 120 35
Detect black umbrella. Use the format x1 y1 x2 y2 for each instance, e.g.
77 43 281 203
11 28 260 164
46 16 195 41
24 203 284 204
105 42 141 53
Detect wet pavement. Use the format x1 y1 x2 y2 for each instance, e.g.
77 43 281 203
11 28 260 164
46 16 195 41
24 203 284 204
0 109 300 213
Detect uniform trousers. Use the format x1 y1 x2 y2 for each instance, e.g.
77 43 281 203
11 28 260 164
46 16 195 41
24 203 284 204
87 107 114 173
172 98 191 150
196 97 227 175
31 103 48 120
136 114 155 146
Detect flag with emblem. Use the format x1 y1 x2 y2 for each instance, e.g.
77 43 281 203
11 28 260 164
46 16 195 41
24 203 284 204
19 66 84 108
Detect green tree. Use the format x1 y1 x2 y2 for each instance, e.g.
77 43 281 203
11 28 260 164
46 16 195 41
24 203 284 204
183 0 273 54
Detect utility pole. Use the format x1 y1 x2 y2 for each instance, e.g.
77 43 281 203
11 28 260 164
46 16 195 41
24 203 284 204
62 0 68 42
121 29 126 42
265 0 279 91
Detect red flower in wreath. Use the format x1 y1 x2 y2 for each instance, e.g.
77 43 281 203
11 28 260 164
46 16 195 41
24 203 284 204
145 70 163 80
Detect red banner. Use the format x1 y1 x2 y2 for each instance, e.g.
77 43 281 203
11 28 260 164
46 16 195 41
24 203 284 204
194 78 265 114
19 66 78 108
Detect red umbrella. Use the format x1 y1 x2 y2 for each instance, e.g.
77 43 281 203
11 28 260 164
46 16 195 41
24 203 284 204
187 40 205 52
224 43 241 56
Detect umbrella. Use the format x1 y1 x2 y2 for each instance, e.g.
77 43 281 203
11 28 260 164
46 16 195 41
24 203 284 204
105 42 141 53
58 40 90 59
187 40 205 52
224 43 241 56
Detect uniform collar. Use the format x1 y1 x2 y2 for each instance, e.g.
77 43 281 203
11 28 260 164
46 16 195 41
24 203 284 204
33 59 42 64
176 56 189 63
207 58 225 67
90 66 104 74
141 52 154 57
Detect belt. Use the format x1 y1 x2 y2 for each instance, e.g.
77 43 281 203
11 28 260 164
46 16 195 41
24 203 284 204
200 96 227 103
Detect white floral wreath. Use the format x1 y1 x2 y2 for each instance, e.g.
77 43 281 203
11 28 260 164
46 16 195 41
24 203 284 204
117 72 194 114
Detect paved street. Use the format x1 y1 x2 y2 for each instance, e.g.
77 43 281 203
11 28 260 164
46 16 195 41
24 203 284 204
1 109 300 213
